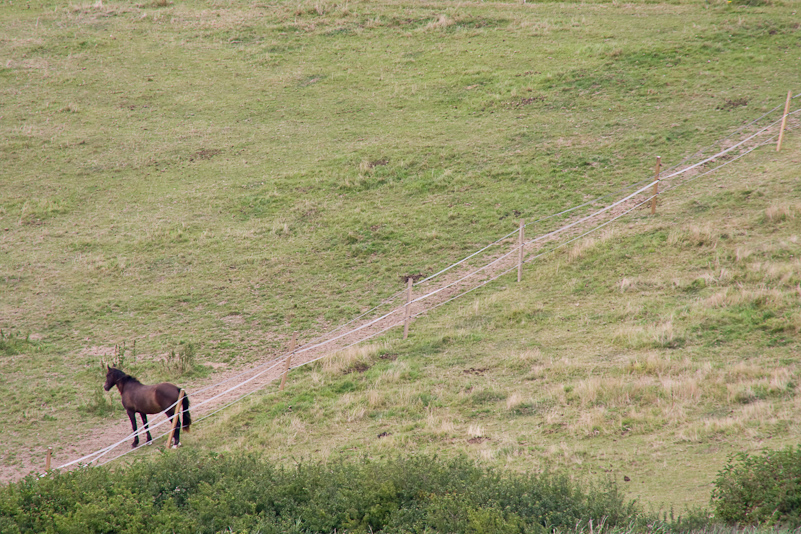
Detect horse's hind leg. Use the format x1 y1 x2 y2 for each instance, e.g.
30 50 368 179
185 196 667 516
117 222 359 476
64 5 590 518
127 409 139 448
140 412 153 444
173 412 181 447
166 406 180 448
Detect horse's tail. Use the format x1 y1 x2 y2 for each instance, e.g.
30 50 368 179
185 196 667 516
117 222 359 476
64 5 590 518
181 393 192 432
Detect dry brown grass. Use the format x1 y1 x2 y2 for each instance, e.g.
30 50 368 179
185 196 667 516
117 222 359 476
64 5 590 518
791 311 801 334
734 246 754 262
346 406 366 423
543 441 584 466
567 228 616 262
366 388 385 408
667 223 721 248
531 349 800 444
702 289 730 308
625 353 677 376
764 203 797 222
617 277 635 292
660 377 701 403
570 406 608 436
725 362 766 381
467 423 485 438
318 343 384 376
614 321 676 349
479 447 496 461
574 376 602 406
505 392 525 411
660 402 688 426
518 348 542 363
423 14 456 32
748 259 801 285
424 411 457 437
376 361 408 385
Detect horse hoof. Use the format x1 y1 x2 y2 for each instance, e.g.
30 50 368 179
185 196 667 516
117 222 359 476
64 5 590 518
131 443 138 449
145 441 153 446
171 443 181 449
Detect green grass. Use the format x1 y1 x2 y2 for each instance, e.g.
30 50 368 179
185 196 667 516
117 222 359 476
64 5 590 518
189 135 801 511
1 0 800 513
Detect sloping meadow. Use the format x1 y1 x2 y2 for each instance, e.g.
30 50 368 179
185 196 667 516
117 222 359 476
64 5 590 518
195 132 801 511
1 0 800 514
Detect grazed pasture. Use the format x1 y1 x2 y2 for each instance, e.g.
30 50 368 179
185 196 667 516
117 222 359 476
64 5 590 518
1 0 800 509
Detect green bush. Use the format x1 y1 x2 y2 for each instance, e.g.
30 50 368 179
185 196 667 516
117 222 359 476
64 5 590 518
712 446 801 526
0 453 646 533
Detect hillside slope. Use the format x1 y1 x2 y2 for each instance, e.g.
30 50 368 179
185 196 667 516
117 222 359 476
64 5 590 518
186 129 801 510
1 0 799 506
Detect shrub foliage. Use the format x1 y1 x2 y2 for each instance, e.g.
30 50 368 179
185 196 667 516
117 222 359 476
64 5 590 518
0 453 641 534
712 446 801 527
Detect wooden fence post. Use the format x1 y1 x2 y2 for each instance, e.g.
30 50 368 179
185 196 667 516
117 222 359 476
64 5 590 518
651 156 661 215
45 447 52 471
280 331 298 391
166 389 185 449
403 277 413 340
777 90 792 152
517 220 525 283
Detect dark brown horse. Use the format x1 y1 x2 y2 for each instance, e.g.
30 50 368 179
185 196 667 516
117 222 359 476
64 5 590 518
103 366 192 448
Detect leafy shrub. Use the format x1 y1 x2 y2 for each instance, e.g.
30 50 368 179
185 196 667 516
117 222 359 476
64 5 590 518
0 453 645 533
712 446 801 526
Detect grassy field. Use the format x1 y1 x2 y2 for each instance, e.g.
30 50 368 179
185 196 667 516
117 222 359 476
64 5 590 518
1 0 800 513
183 129 801 511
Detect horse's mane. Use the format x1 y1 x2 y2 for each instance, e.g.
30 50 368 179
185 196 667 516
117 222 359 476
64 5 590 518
109 367 142 385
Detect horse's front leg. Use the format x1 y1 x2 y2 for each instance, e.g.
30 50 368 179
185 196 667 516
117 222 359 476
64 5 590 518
127 409 139 448
139 412 153 444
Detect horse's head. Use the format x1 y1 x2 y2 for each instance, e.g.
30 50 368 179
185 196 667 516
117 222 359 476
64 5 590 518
104 366 124 391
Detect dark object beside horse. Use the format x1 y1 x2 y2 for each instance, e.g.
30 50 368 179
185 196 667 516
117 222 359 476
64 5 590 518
103 366 192 448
